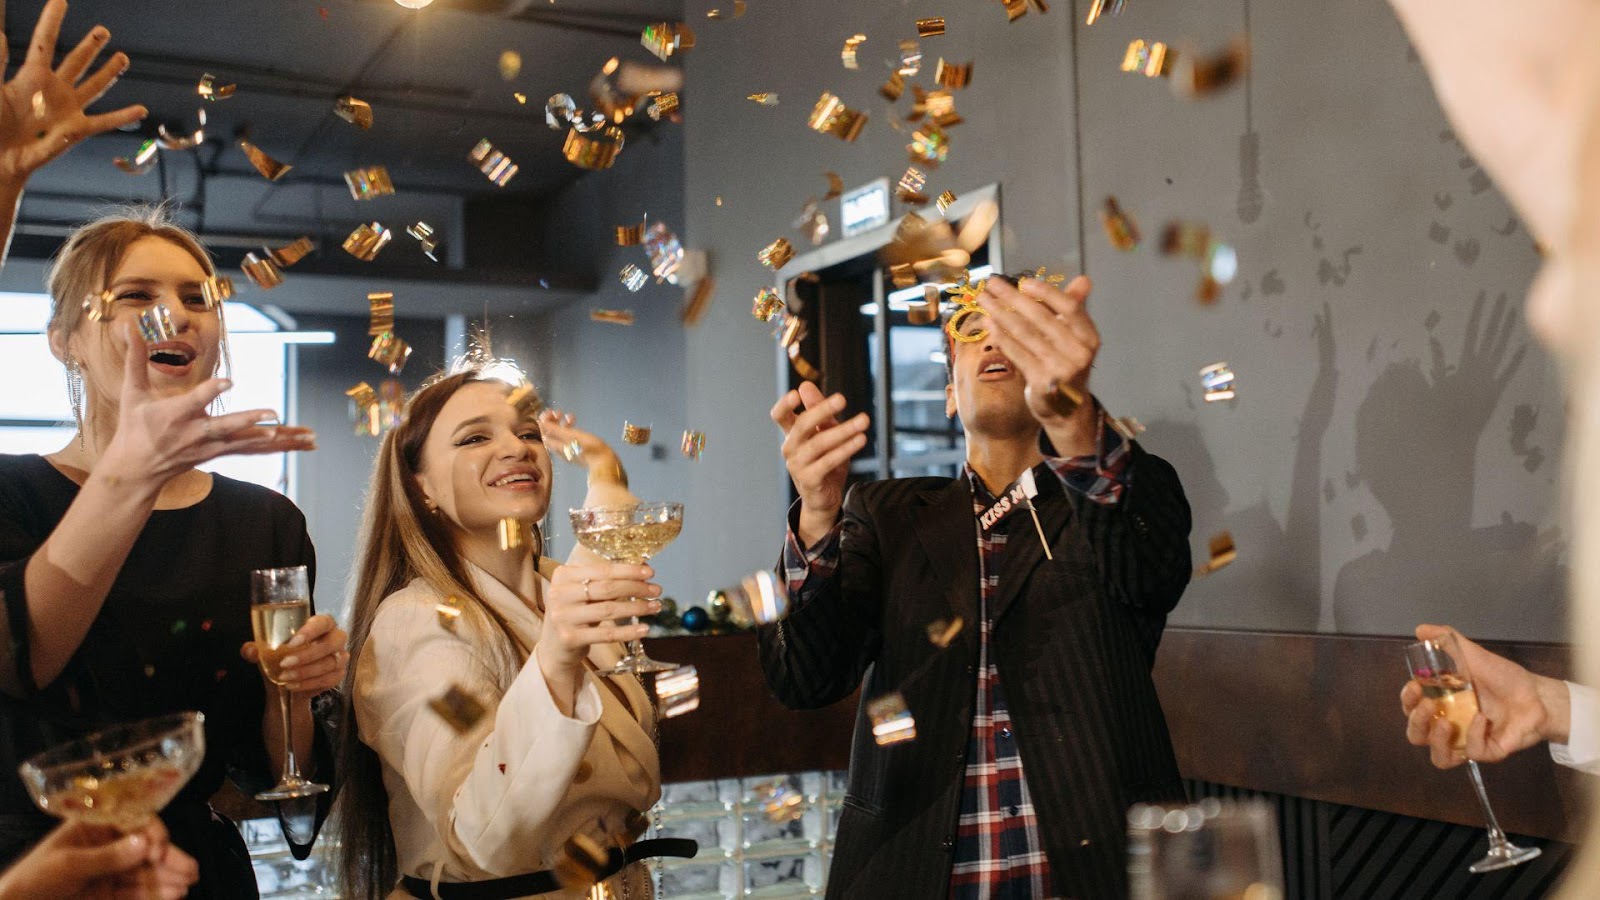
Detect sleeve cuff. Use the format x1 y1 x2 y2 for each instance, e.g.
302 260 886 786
1040 400 1131 505
1551 681 1600 772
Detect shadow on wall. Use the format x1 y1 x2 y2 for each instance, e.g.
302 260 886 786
1333 292 1565 638
1142 303 1338 634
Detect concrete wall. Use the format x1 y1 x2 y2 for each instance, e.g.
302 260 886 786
670 0 1567 640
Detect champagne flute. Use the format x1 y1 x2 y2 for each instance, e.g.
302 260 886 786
19 711 206 832
1404 634 1542 873
569 501 683 675
251 565 329 801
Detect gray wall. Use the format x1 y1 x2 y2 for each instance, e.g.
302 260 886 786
666 0 1567 640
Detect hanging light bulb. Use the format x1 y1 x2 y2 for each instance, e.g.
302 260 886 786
394 0 434 8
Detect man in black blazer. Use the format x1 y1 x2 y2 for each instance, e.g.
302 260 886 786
760 273 1192 899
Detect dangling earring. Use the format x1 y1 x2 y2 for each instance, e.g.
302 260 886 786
65 356 85 448
212 308 233 416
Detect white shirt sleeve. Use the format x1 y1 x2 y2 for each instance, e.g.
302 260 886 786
1549 682 1600 774
358 593 605 875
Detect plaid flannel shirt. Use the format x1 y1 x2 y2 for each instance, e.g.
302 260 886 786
783 411 1130 898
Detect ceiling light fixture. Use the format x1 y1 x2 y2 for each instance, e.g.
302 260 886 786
394 0 434 8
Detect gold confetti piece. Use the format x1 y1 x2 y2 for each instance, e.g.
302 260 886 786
368 292 395 336
346 381 377 411
197 73 236 101
795 199 829 245
898 40 923 77
897 166 929 205
681 430 706 460
344 165 395 200
644 222 684 281
238 140 292 181
552 833 611 891
1194 531 1237 576
267 237 314 269
498 50 522 81
788 343 822 382
682 275 716 325
880 72 906 103
1110 415 1146 442
890 261 918 289
505 383 544 418
616 220 646 245
435 596 463 632
747 92 779 106
622 422 652 445
343 222 393 261
752 287 786 321
758 237 795 270
841 34 867 69
707 0 746 18
590 308 635 325
498 517 525 551
909 127 950 166
1121 39 1173 78
909 87 961 127
909 284 941 324
201 276 233 310
334 95 374 129
562 126 626 170
83 290 114 323
823 172 844 201
935 59 973 90
867 693 917 746
513 92 527 104
1000 0 1051 21
655 664 701 718
157 110 206 150
1200 362 1236 402
777 314 805 351
1084 0 1125 25
113 138 159 175
240 252 284 289
407 221 441 261
468 138 518 186
936 190 958 215
428 684 488 734
927 616 964 648
136 307 176 344
758 781 805 823
720 570 790 628
917 17 947 36
808 92 867 142
369 331 413 375
1160 222 1212 259
647 92 680 121
620 264 647 292
1172 38 1249 98
640 22 696 61
1099 196 1140 250
589 59 640 124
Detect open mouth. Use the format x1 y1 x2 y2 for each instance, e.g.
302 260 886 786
977 357 1013 380
147 344 196 368
489 472 539 488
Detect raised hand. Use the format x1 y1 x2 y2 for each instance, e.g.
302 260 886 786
539 408 624 484
0 818 198 900
770 381 869 547
0 0 146 185
100 321 316 487
985 275 1101 454
1426 291 1526 440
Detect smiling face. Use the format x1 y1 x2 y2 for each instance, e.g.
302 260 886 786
415 380 554 535
52 235 222 409
944 309 1037 438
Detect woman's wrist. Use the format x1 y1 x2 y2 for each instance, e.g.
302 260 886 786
584 449 628 488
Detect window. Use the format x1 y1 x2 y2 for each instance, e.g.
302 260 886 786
0 292 332 496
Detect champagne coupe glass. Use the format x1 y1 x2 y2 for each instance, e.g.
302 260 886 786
1404 634 1542 873
1127 798 1283 900
19 711 206 831
251 565 328 801
569 501 684 675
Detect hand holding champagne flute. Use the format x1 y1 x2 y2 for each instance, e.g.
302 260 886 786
248 566 331 801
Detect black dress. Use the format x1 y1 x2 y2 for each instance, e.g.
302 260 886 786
0 453 330 899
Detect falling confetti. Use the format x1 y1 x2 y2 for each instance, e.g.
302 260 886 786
620 264 648 292
113 139 159 175
367 292 394 336
498 50 522 81
758 237 795 270
238 140 292 181
681 430 706 460
368 331 412 375
240 253 284 289
343 222 393 261
468 139 519 186
335 95 374 129
590 309 636 325
917 17 946 37
197 73 236 101
428 684 488 734
841 34 868 69
867 693 917 746
1194 531 1237 576
622 422 652 445
1200 362 1236 402
655 664 701 718
808 92 868 142
344 165 395 200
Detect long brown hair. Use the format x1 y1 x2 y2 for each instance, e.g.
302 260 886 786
334 371 545 899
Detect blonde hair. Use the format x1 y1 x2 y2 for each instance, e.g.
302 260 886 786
43 207 230 423
333 371 546 900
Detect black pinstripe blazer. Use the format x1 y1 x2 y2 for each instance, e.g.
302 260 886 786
758 442 1193 900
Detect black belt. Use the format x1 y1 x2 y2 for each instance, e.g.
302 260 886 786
399 837 698 899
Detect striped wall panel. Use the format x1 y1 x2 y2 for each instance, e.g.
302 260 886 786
1187 780 1573 899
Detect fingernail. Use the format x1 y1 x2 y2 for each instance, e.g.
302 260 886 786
218 378 233 391
280 656 299 668
126 834 145 852
286 634 306 648
92 26 108 39
641 566 654 577
648 600 662 612
648 586 662 597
